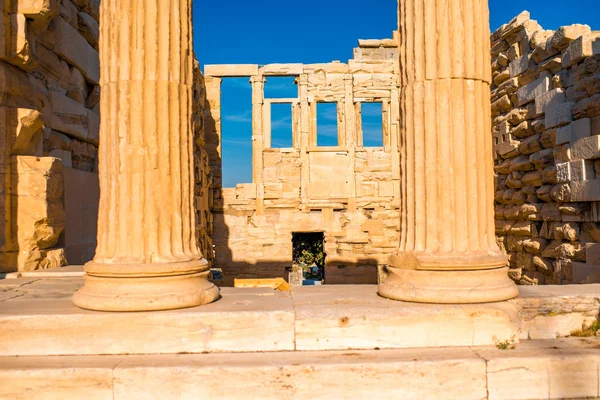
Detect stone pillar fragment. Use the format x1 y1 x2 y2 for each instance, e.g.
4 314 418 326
379 0 518 303
73 0 219 311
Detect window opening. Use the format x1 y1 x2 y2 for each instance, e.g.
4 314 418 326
270 103 293 148
361 102 384 147
316 103 339 146
220 77 252 188
264 76 298 98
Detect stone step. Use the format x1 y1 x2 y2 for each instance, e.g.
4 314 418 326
1 280 599 356
0 338 598 400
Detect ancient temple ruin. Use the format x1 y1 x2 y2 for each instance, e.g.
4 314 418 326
204 37 401 285
0 0 600 398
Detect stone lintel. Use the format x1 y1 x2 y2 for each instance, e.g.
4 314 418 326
259 63 304 76
203 64 259 77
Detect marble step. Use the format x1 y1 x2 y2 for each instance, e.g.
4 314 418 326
0 338 598 400
1 281 599 356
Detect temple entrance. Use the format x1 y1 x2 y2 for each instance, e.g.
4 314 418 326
292 232 325 285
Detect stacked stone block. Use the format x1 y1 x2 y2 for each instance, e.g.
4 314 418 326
0 0 101 271
492 11 600 284
193 61 215 268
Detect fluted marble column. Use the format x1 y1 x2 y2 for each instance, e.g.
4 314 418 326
73 0 219 311
378 0 518 303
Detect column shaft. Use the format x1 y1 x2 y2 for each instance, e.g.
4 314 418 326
73 0 219 311
379 0 518 303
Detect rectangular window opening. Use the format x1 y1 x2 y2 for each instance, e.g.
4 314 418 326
264 76 298 98
361 102 384 147
220 77 252 188
317 102 339 146
270 103 293 148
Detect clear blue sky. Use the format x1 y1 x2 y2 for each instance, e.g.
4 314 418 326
193 0 599 188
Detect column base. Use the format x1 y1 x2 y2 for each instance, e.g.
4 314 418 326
73 260 219 312
378 266 518 304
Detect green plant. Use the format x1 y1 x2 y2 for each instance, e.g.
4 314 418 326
493 335 517 350
292 233 325 268
570 320 600 337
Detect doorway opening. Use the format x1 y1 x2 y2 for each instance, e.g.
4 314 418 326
292 232 325 285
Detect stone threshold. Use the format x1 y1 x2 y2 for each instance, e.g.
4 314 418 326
0 338 598 399
0 279 598 356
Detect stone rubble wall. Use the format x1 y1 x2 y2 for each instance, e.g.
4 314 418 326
0 0 101 271
491 11 600 285
0 0 213 271
193 62 215 268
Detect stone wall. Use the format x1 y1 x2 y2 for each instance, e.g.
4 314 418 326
0 0 213 272
491 11 600 285
193 61 215 268
204 34 401 285
0 0 100 271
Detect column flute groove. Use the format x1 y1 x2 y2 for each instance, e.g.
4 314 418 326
379 0 518 304
73 0 219 311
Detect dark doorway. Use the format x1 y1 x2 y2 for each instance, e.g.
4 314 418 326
292 232 325 284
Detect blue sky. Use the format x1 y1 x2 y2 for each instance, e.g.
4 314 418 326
194 0 599 188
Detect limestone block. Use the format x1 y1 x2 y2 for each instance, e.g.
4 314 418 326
9 191 64 250
517 76 549 106
572 261 600 283
570 159 595 181
0 247 66 272
49 91 88 140
0 108 44 155
86 109 99 145
34 42 71 89
13 0 60 26
66 67 87 104
555 125 572 145
571 118 592 141
49 149 72 168
551 24 591 50
545 102 574 129
573 94 600 120
77 11 98 49
50 16 99 84
491 95 512 116
570 134 600 160
493 69 510 86
563 35 594 68
12 156 63 200
500 11 530 39
204 64 258 77
535 88 564 117
538 56 562 75
0 13 36 70
260 64 303 76
306 182 347 199
509 55 530 77
348 61 395 74
569 179 600 202
556 162 571 183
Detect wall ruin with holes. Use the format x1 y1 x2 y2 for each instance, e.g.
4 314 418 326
203 34 401 285
491 11 600 285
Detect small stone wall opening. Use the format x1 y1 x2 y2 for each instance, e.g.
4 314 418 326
292 232 326 285
361 102 384 147
270 103 293 148
220 77 253 188
316 103 339 146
